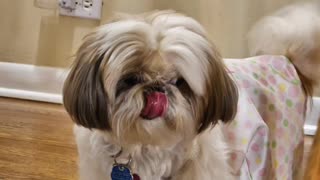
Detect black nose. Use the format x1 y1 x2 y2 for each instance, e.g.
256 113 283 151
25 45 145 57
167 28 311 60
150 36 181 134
145 85 166 93
154 86 166 92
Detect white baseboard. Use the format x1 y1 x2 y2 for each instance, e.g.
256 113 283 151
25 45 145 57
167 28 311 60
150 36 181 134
0 87 62 104
0 62 319 135
304 124 318 135
0 62 67 104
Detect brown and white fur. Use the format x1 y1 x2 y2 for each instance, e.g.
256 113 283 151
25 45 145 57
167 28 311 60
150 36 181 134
63 11 238 180
63 4 320 179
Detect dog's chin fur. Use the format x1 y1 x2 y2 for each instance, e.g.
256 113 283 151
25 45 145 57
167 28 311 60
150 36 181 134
63 11 238 179
247 1 320 96
74 124 233 180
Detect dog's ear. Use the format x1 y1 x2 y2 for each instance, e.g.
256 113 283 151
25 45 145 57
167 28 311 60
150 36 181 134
63 41 110 130
198 48 238 133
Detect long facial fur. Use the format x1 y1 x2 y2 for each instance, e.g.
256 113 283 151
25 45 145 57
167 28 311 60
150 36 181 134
63 11 238 147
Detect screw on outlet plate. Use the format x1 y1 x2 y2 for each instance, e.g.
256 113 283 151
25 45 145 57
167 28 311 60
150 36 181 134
59 0 76 11
59 0 102 20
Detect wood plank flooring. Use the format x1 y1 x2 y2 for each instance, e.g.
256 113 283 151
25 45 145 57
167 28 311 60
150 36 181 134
0 97 77 180
0 97 316 179
304 120 320 180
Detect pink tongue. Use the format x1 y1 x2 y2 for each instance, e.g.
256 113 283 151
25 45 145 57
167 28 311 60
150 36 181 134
141 92 168 119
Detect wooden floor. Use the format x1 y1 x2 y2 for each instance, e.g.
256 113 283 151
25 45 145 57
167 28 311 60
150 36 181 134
0 97 78 180
304 119 320 180
0 97 315 179
304 135 314 171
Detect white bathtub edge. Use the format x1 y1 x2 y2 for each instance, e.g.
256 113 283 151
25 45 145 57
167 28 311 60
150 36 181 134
0 87 62 104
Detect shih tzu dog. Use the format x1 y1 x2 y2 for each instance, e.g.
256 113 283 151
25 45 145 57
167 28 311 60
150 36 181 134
63 5 320 179
63 11 238 180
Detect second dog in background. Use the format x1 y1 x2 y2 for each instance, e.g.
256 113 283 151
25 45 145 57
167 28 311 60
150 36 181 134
248 1 320 96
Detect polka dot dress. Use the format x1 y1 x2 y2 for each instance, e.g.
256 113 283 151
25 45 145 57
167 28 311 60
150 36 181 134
223 55 306 180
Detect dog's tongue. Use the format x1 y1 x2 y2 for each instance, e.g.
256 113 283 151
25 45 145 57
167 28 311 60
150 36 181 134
141 92 168 119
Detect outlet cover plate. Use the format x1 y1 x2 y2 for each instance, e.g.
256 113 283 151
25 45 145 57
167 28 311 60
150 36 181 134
59 0 102 20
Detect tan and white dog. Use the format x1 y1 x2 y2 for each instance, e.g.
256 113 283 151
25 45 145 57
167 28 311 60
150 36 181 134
63 11 237 180
63 4 320 179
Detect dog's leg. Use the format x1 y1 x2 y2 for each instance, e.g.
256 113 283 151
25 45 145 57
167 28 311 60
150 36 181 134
74 126 110 180
172 126 235 180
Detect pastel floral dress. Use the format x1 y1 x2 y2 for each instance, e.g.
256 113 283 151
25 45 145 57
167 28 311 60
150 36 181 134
223 55 306 180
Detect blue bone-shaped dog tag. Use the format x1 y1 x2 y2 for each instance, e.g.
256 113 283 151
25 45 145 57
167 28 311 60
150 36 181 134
111 164 133 180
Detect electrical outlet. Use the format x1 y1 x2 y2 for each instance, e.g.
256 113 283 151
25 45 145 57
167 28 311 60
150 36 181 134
59 0 102 20
34 0 58 9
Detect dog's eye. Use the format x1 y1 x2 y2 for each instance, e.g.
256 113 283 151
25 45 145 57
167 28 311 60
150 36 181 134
170 78 186 87
176 78 186 87
123 76 141 87
116 75 143 96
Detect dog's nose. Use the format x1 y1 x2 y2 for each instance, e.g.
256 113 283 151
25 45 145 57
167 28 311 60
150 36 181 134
145 85 166 93
152 86 166 93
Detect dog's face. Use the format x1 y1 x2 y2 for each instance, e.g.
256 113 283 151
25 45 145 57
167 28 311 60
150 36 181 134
63 11 238 147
